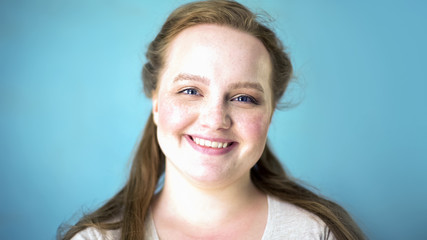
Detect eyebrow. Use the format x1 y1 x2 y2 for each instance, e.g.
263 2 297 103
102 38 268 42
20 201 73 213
229 82 264 93
173 73 264 93
173 73 210 85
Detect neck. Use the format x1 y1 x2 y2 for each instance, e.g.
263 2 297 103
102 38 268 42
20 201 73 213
152 162 266 227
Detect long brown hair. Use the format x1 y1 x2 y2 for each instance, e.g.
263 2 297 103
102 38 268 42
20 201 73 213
60 1 365 239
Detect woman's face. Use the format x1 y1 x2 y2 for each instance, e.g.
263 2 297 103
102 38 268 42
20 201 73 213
153 24 273 188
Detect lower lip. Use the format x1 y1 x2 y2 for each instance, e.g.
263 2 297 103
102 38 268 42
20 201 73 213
185 135 237 156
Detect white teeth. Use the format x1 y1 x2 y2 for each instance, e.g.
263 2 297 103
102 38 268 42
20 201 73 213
193 137 230 149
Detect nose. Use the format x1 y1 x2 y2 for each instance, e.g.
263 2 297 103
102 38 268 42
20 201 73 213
199 100 231 130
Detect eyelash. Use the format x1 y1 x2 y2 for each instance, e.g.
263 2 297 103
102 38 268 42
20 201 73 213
179 88 202 96
231 95 259 105
178 88 259 105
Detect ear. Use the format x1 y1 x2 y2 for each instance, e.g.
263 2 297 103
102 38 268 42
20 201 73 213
152 92 159 126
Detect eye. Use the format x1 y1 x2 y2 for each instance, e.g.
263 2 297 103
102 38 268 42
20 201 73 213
179 88 202 96
232 95 258 104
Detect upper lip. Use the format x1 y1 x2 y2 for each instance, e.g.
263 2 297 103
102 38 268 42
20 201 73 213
188 134 235 143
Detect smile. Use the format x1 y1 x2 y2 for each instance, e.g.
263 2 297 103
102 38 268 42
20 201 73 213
193 137 230 148
185 135 236 155
188 135 234 148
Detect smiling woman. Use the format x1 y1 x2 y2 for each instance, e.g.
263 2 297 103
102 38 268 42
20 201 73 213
153 24 272 190
59 1 364 240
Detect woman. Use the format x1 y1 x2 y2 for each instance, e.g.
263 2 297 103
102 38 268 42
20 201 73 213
60 0 364 239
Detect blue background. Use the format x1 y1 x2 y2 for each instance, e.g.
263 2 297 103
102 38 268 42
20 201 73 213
1 0 426 239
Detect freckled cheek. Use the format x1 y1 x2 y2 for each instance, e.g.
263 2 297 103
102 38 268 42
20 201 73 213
157 97 197 132
235 111 270 141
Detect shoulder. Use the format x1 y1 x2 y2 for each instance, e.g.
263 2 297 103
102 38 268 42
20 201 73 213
69 212 157 240
70 227 120 240
263 195 336 240
70 213 156 240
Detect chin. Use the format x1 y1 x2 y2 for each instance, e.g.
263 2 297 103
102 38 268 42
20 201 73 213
183 167 233 187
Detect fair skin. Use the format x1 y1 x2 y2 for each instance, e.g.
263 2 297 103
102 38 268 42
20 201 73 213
151 24 273 239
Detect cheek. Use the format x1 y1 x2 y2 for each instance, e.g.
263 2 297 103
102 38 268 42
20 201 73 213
236 110 270 141
157 97 195 132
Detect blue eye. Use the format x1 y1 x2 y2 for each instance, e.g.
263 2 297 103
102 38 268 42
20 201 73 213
233 95 258 104
180 88 200 95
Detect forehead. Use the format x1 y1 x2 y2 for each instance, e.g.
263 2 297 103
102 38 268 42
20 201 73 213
161 24 272 87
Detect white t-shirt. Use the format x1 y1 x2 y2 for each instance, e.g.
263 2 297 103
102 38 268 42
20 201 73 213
72 195 335 240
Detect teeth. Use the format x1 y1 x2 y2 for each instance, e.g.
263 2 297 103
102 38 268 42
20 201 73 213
193 137 230 149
